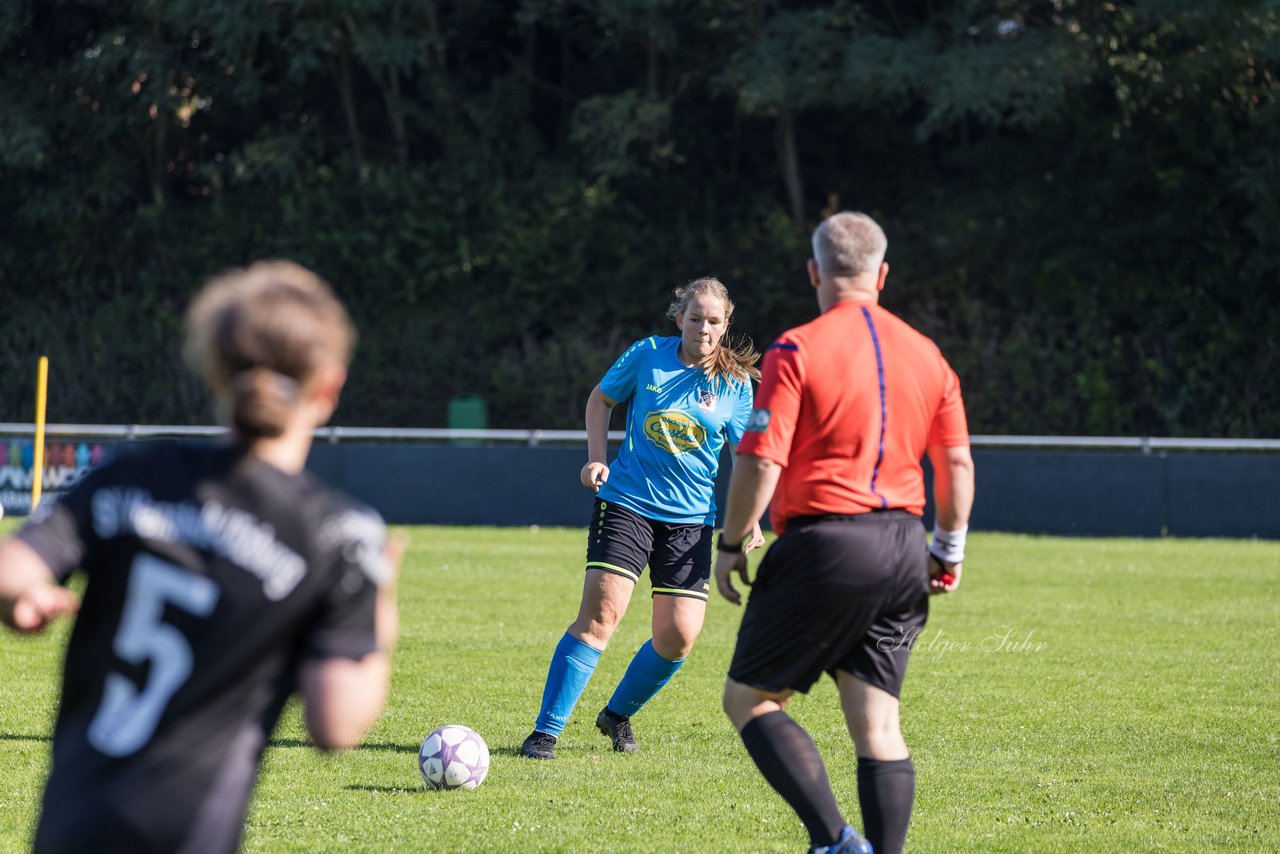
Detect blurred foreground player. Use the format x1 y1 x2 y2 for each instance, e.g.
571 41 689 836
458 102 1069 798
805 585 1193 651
715 212 975 854
0 261 400 854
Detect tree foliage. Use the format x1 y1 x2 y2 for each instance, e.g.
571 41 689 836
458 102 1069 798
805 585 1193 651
2 0 1277 435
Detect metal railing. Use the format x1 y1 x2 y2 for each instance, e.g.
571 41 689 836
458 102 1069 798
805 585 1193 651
1 423 1277 452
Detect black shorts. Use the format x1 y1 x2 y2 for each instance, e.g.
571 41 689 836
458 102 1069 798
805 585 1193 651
584 499 713 600
728 511 929 697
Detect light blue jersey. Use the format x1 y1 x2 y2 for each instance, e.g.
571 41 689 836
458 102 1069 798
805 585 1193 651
597 336 754 525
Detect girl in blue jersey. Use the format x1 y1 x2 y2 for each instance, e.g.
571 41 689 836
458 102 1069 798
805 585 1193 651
522 278 763 760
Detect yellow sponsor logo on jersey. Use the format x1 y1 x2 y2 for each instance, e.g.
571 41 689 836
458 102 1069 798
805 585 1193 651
644 410 706 455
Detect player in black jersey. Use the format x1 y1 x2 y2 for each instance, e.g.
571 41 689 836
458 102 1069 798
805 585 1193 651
0 261 400 854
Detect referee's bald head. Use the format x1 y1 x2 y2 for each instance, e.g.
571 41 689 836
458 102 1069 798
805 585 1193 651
811 212 887 278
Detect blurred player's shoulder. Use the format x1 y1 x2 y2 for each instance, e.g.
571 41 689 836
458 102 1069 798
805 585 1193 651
111 441 384 553
313 497 388 583
228 452 388 582
95 439 237 480
275 470 389 581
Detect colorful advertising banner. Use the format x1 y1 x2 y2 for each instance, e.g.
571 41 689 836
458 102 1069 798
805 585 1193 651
0 439 109 516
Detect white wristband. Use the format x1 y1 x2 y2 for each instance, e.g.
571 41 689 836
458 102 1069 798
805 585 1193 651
929 524 967 564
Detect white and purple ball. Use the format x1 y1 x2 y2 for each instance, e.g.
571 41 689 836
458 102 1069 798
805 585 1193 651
418 725 489 791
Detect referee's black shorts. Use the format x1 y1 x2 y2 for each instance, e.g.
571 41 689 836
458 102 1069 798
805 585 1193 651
728 511 930 698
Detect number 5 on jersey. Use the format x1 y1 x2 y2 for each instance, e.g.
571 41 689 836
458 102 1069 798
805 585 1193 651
88 554 220 757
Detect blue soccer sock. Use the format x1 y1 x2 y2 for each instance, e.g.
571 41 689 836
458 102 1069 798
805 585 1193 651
534 633 603 737
606 639 685 718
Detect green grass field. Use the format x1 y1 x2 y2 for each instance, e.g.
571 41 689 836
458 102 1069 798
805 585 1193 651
2 521 1278 852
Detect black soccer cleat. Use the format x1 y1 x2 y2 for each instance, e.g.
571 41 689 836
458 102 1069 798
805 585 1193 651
520 730 558 760
595 707 639 753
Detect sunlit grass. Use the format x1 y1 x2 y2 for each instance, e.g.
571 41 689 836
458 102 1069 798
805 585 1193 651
2 520 1277 851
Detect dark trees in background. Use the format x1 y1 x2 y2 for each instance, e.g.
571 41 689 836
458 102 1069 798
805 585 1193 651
2 0 1277 436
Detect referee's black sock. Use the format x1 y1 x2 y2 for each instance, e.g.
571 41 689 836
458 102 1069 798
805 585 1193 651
739 711 846 848
856 756 915 854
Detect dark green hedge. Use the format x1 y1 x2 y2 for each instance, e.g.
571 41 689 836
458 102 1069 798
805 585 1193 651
3 1 1277 435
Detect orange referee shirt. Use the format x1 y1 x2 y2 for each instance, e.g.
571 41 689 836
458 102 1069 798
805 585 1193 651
738 300 969 534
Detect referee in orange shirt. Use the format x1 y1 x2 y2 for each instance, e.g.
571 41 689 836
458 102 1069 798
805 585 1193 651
714 211 974 854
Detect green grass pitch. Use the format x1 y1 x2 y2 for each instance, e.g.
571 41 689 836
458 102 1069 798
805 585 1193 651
2 520 1278 852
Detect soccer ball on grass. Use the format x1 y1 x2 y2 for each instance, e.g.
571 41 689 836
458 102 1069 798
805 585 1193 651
418 725 489 791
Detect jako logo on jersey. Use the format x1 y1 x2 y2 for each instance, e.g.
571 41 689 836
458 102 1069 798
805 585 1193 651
646 383 663 393
644 410 706 454
746 409 771 432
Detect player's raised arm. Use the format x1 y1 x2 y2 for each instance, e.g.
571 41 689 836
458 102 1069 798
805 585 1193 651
0 538 79 632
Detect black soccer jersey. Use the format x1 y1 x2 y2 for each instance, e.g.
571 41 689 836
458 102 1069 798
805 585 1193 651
17 441 386 854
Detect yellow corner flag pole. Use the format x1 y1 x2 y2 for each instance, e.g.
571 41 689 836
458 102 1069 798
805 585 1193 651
32 356 49 512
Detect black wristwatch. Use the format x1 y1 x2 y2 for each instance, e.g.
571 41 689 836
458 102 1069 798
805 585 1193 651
716 533 746 554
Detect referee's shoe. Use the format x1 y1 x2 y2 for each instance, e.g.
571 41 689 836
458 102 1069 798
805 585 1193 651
595 707 639 753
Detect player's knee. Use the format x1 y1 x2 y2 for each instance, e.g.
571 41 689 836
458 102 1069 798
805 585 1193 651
652 630 696 661
569 616 617 649
852 724 908 760
572 599 627 643
722 680 768 730
721 683 744 722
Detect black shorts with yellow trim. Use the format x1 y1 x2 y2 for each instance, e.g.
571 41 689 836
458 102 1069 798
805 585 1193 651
584 498 713 601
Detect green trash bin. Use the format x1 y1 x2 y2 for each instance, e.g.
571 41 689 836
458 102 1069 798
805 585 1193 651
447 396 488 445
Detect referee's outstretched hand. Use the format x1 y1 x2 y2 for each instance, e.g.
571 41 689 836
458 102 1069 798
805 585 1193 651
715 551 751 606
581 462 610 492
